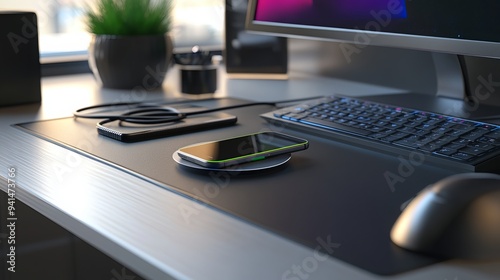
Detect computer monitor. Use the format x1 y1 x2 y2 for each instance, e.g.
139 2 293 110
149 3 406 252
246 0 500 59
245 0 500 102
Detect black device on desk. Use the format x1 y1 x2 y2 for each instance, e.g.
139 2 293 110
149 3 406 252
225 0 287 75
73 101 239 142
177 131 308 168
0 12 41 107
97 112 237 142
391 172 500 260
261 95 500 172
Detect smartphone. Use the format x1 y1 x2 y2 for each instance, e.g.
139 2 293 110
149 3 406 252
177 131 309 168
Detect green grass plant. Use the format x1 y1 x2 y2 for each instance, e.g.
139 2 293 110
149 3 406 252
85 0 172 35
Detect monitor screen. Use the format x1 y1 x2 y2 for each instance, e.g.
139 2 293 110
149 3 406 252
246 0 500 59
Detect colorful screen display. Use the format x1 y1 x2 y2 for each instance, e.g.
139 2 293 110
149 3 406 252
253 0 500 43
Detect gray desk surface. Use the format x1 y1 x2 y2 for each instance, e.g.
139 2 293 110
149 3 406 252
1 68 500 279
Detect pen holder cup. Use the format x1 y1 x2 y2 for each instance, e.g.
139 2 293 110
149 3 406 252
179 64 218 94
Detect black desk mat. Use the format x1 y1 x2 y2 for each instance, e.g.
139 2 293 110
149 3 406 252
16 97 459 275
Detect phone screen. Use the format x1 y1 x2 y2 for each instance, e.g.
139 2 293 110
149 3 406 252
178 132 308 164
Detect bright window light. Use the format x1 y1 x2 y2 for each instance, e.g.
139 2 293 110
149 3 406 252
1 0 224 62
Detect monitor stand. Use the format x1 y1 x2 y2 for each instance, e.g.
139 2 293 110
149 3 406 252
429 52 500 120
433 52 466 100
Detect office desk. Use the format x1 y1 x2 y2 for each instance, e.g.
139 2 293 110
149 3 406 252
1 69 500 279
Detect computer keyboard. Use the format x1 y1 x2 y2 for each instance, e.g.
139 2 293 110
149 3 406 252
261 95 500 172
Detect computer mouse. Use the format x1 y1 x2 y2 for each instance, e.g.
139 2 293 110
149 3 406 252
391 172 500 260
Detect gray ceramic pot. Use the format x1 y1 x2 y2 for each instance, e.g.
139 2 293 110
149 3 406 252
89 34 173 90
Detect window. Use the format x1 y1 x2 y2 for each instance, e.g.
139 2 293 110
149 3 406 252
2 0 224 63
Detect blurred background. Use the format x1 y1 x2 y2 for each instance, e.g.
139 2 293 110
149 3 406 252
1 0 224 62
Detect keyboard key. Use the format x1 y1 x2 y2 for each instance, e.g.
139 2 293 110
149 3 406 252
425 118 444 126
433 127 451 134
370 133 389 139
393 139 418 148
444 142 467 150
459 147 487 156
478 136 500 145
451 152 475 161
467 142 495 151
485 130 500 139
452 123 474 131
398 126 417 134
415 124 437 131
453 138 471 145
380 132 410 142
447 129 468 137
432 136 457 146
419 143 442 152
414 130 430 137
435 147 457 156
368 126 385 133
386 123 402 129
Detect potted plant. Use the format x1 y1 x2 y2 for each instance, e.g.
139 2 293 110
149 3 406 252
85 0 173 89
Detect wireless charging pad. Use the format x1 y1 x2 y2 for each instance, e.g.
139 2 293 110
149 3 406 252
172 151 291 173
